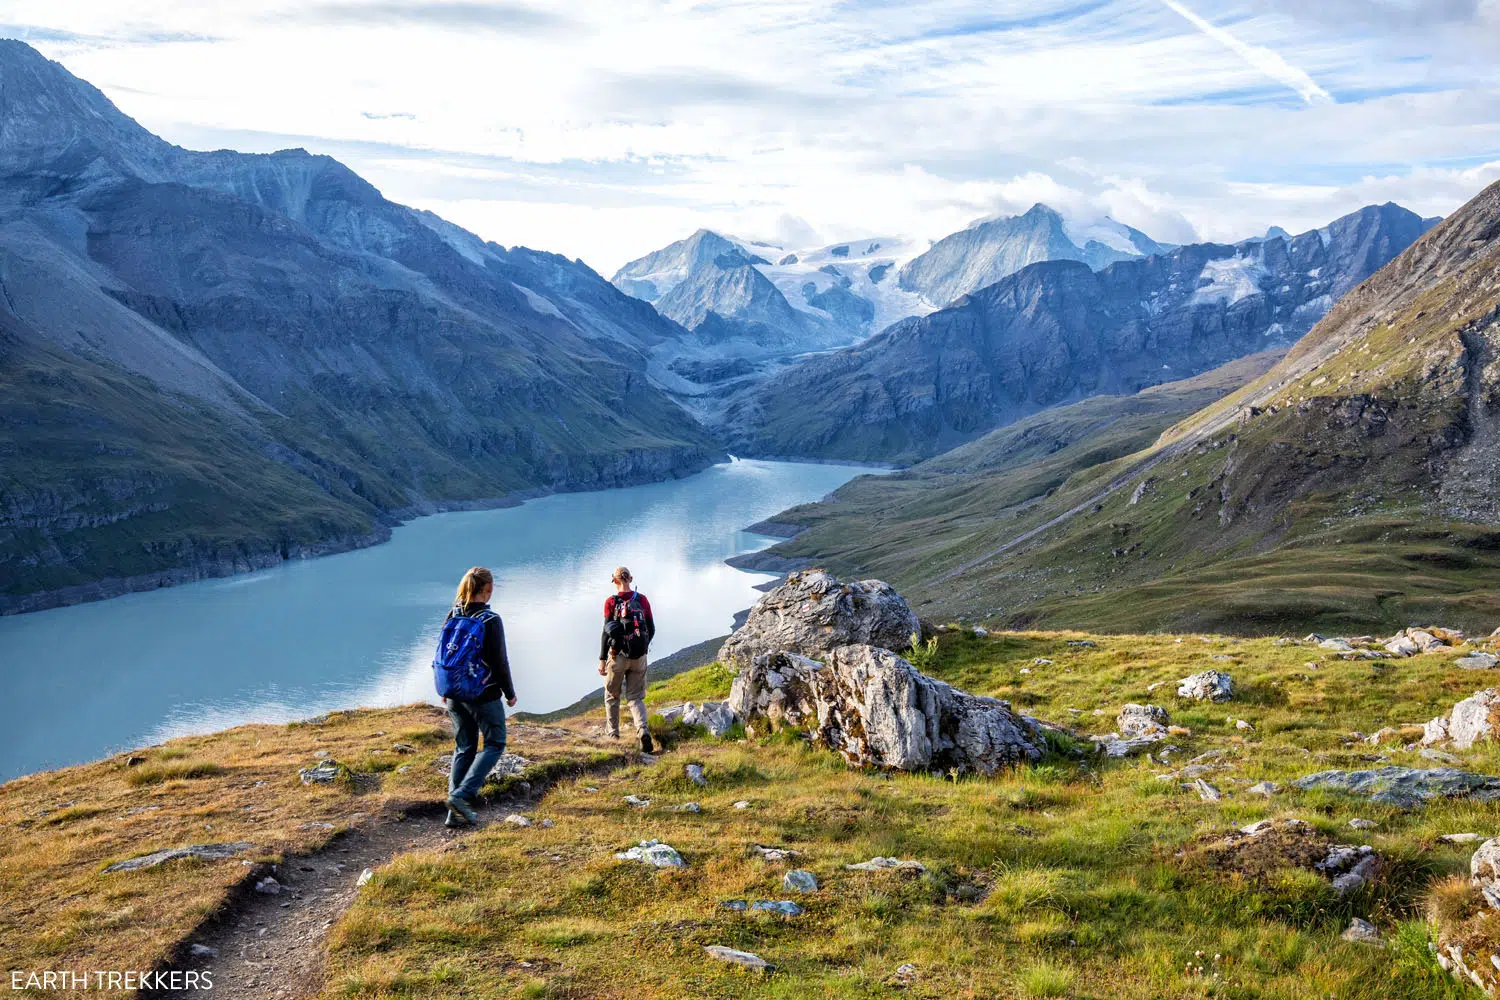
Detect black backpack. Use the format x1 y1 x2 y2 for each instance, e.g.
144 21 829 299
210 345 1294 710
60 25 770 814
608 592 650 658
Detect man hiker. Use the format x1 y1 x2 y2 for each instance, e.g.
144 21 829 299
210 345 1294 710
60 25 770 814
599 566 656 752
432 566 516 827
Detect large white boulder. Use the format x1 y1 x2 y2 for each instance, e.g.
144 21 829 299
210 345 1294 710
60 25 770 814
727 645 1044 774
718 570 921 668
1423 689 1500 750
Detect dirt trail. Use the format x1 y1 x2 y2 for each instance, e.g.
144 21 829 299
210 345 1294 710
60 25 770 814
142 722 634 1000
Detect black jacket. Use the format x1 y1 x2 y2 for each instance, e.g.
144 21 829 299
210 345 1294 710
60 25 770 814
448 602 515 703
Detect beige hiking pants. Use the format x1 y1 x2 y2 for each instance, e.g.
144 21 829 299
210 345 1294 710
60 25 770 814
604 653 648 738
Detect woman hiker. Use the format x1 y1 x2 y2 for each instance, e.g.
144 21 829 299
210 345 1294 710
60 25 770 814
599 566 656 753
432 566 516 827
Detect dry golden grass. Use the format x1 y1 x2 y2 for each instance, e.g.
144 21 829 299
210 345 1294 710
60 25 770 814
0 704 607 980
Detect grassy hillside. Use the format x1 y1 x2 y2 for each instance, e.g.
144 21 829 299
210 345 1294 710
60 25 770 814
6 630 1500 997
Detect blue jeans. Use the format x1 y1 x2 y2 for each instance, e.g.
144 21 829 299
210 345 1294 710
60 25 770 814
445 696 507 802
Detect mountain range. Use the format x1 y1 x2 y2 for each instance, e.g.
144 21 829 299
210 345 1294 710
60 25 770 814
742 178 1500 634
0 40 718 613
719 202 1436 463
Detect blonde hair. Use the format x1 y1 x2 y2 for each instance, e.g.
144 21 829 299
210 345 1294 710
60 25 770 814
612 566 632 586
455 566 494 606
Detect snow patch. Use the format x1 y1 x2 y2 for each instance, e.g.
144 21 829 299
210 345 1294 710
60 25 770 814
514 285 567 320
1192 255 1266 307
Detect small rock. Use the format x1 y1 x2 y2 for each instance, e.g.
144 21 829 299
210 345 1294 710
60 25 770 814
704 945 771 971
783 869 819 892
1117 703 1170 736
541 819 555 828
719 899 748 911
1034 658 1053 666
390 743 417 754
505 814 532 827
679 701 739 738
733 800 750 810
254 877 281 895
624 795 651 808
1442 833 1485 844
893 963 918 981
1248 781 1279 796
1193 779 1222 802
973 627 988 637
356 868 374 887
615 840 685 867
1018 668 1031 675
1457 653 1500 670
298 760 341 784
1421 747 1462 764
749 900 804 916
1240 820 1277 836
846 857 925 872
1067 639 1097 649
314 749 331 758
685 764 707 786
1349 818 1378 830
754 845 802 861
1342 918 1383 945
188 943 218 958
670 802 702 813
1235 719 1254 731
1178 670 1234 703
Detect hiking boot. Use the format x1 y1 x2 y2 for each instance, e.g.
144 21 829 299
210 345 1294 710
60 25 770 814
447 794 479 825
639 731 655 754
444 808 464 829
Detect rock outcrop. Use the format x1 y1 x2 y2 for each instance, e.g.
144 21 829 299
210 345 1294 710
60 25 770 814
1293 767 1500 808
718 570 921 668
1424 689 1500 750
727 646 1044 774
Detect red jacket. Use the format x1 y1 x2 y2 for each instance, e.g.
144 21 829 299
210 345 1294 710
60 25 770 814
601 590 655 658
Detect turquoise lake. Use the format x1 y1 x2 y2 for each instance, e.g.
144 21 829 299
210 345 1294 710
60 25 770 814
0 459 867 781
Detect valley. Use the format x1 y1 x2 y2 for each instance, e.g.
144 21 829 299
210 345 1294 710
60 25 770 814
745 181 1500 636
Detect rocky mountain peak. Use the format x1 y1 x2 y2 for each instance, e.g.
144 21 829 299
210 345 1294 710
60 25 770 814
0 39 174 185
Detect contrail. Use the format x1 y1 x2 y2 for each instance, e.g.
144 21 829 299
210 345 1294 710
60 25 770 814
1161 0 1334 105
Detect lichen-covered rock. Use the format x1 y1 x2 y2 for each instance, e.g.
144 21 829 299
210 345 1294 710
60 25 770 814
1178 670 1234 702
1292 766 1500 808
1117 703 1170 736
1471 838 1500 909
727 645 1044 774
680 701 737 737
1423 689 1500 750
717 570 921 668
102 842 255 873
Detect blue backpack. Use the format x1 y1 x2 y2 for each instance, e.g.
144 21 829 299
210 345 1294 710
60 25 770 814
432 607 496 701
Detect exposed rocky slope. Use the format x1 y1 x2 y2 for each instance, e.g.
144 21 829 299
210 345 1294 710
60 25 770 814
723 204 1433 464
738 180 1500 634
0 41 720 612
897 203 1173 307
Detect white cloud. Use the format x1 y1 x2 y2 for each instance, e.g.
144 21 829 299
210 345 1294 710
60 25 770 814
4 0 1497 271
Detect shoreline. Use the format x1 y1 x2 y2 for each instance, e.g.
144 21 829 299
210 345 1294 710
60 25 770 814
1 452 724 618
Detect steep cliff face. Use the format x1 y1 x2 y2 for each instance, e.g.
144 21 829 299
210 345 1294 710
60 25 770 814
0 42 719 613
724 203 1434 464
896 204 1173 307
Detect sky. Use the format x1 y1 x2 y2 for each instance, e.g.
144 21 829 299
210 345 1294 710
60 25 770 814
4 0 1499 275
